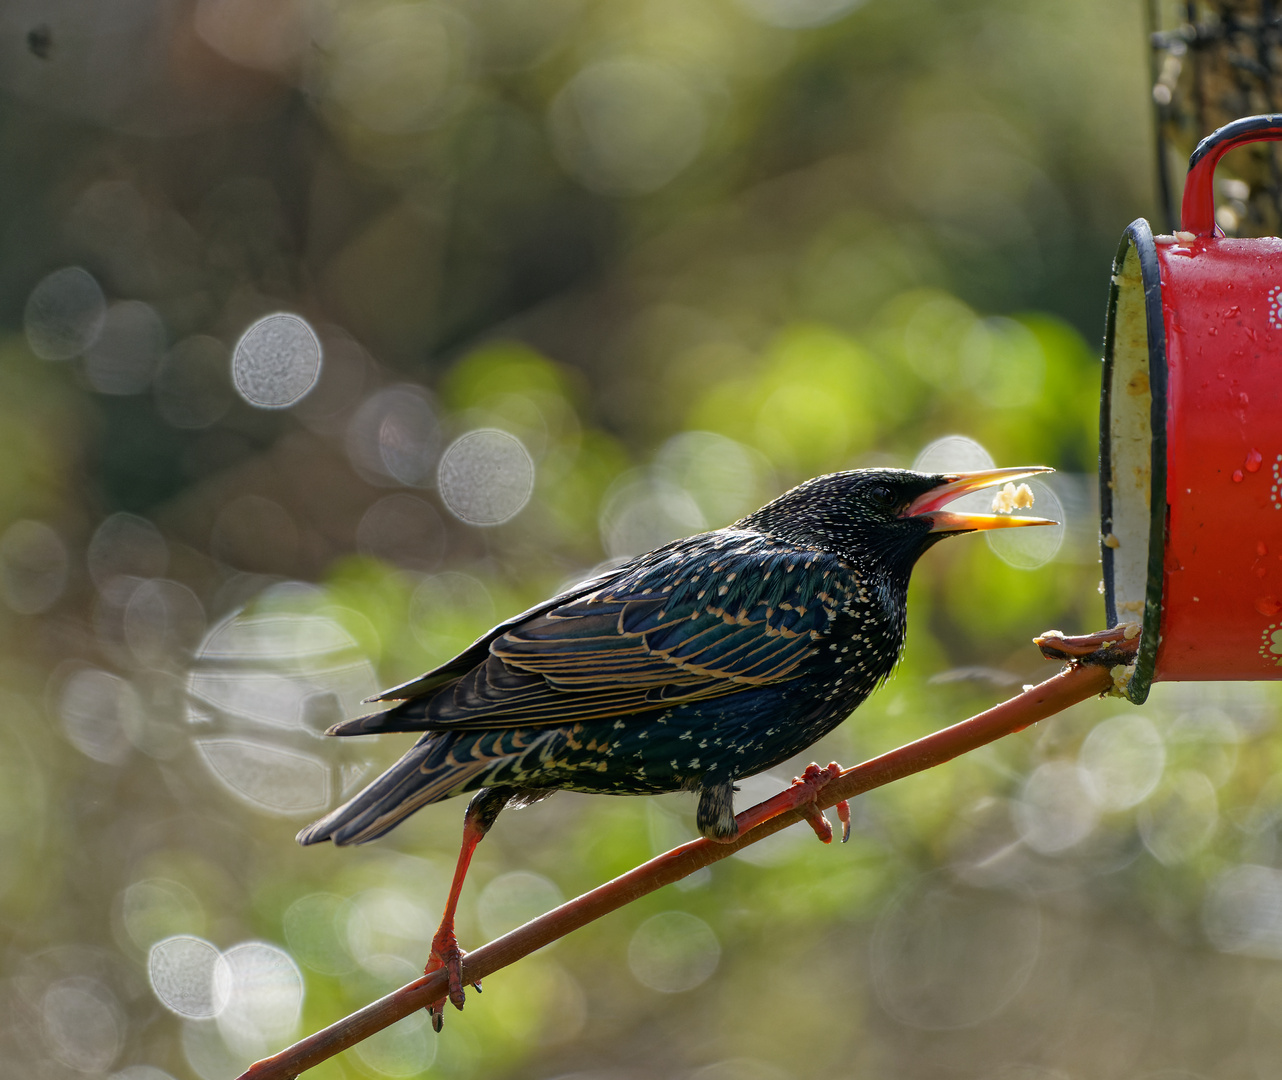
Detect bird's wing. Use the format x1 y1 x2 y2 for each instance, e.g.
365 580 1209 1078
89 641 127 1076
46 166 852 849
363 538 851 733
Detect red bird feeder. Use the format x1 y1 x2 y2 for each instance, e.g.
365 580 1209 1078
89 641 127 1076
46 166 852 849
1101 115 1282 703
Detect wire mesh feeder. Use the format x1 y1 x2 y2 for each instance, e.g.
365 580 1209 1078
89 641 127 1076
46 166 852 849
1150 0 1282 234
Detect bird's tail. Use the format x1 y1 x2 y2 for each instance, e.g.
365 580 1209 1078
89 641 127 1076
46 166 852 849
296 732 492 847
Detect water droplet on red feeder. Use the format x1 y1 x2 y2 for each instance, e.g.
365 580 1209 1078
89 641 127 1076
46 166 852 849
1233 470 1245 483
1257 567 1268 579
1258 541 1269 557
1257 596 1282 617
1247 449 1263 472
1240 392 1250 406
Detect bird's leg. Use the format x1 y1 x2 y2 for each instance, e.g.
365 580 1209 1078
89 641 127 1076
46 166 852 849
725 763 851 844
696 779 740 841
425 786 509 1031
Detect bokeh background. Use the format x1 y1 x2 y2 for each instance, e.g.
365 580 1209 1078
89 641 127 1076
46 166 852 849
5 1 1282 1079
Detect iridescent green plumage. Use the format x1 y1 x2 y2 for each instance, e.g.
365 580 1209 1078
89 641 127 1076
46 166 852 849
297 464 1053 1028
299 467 1050 846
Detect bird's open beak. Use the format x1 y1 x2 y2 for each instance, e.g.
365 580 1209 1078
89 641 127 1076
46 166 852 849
903 466 1058 533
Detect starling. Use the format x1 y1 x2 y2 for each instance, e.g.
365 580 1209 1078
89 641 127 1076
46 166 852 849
298 466 1053 1026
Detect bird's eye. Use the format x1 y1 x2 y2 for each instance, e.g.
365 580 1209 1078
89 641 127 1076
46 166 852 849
868 485 895 507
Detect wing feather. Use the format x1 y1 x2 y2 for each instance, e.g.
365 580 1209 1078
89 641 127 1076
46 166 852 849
358 536 856 735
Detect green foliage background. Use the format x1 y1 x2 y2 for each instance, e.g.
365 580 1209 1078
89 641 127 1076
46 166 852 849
3 2 1281 1079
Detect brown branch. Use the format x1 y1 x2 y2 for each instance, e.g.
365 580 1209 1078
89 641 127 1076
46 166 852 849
240 632 1132 1080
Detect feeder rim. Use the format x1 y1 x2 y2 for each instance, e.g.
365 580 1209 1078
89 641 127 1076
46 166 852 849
1099 217 1167 704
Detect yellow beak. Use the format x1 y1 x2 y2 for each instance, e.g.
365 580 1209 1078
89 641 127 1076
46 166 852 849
903 466 1059 534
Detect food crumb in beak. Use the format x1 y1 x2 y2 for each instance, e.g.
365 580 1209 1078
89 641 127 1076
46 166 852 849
991 482 1035 514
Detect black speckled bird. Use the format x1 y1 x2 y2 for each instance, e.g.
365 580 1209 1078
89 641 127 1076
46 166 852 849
298 465 1053 1026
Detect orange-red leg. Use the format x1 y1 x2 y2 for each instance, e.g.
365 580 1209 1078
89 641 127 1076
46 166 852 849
425 788 507 1031
727 762 851 844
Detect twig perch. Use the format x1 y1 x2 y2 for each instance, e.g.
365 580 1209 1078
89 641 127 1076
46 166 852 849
240 628 1133 1080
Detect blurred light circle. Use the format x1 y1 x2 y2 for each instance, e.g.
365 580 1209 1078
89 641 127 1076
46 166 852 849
346 385 441 488
180 1016 248 1080
329 3 470 134
293 333 372 434
728 773 809 866
1169 707 1241 789
213 942 303 1056
653 431 771 528
120 878 206 952
1204 864 1282 958
912 434 994 474
736 0 868 29
356 494 446 570
193 0 308 73
192 734 336 816
871 873 1040 1030
912 438 1063 569
346 889 432 968
690 1060 795 1080
85 300 166 395
283 893 357 976
148 935 221 1018
1011 761 1099 854
110 1067 179 1080
57 666 139 766
24 266 106 360
409 572 496 655
1079 715 1166 811
437 429 535 525
548 58 706 196
354 953 425 999
599 470 706 560
232 313 322 409
985 479 1064 569
42 977 123 1073
124 579 207 667
1138 769 1219 866
352 1007 437 1077
88 512 169 591
477 871 565 940
626 911 720 993
0 519 68 614
186 611 377 816
154 336 234 429
903 295 982 392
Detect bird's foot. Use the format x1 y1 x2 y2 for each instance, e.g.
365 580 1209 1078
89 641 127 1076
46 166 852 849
732 761 851 843
423 928 481 1032
791 763 851 844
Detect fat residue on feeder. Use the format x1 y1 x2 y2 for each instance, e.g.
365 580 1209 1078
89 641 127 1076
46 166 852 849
1099 114 1282 702
991 482 1035 514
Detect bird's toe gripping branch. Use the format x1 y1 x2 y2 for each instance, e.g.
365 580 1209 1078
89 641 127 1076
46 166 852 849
733 762 851 844
424 928 482 1032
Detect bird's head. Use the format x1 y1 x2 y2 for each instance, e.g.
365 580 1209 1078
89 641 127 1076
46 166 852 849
740 466 1057 574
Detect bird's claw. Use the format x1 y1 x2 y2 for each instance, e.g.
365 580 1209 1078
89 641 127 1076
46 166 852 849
424 930 481 1030
732 761 850 841
836 798 851 843
791 763 847 845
